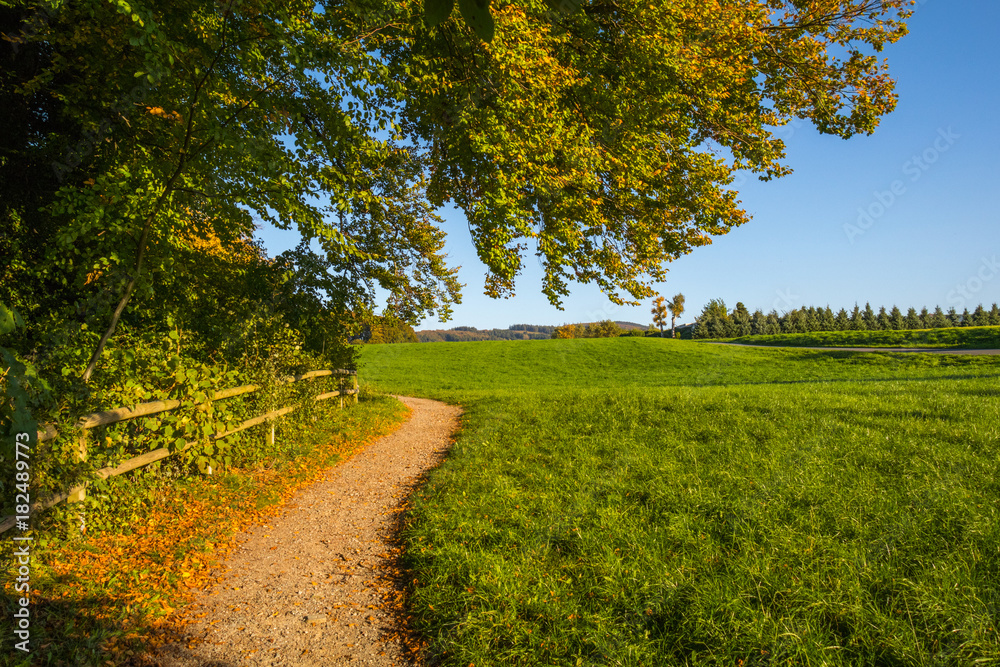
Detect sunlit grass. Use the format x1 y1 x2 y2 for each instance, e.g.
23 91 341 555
360 338 1000 665
723 325 1000 349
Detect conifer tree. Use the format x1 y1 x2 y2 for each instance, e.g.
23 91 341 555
804 307 819 332
693 299 731 339
850 304 863 330
930 306 949 328
835 308 850 330
787 309 808 333
765 311 781 335
889 305 904 330
820 306 836 331
732 302 752 337
876 306 890 330
861 303 877 330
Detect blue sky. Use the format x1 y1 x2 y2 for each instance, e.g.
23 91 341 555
258 0 1000 330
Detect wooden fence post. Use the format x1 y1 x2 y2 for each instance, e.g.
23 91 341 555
68 430 87 534
352 373 358 405
68 431 87 504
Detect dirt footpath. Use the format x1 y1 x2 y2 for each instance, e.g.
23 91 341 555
146 396 461 667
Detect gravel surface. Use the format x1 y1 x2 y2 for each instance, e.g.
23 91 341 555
145 396 461 667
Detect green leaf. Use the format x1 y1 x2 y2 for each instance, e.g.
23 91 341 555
543 0 582 15
424 0 454 28
457 0 494 41
0 303 17 336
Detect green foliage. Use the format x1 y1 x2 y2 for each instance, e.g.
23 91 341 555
692 298 732 339
382 0 913 306
0 290 354 519
692 300 1000 341
0 303 53 497
360 338 1000 665
357 317 421 344
1 0 459 377
424 0 457 28
3 0 914 391
456 0 495 42
550 320 623 340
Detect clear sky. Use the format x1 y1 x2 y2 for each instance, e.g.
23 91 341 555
257 0 1000 330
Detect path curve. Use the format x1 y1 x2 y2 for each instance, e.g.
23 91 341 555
710 342 1000 355
146 396 461 667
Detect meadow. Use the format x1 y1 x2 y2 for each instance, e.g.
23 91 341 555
722 326 1000 349
360 338 1000 666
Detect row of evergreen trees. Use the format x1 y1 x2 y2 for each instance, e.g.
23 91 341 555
692 300 1000 339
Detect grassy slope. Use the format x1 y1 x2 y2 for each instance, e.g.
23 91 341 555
360 338 1000 666
723 325 1000 349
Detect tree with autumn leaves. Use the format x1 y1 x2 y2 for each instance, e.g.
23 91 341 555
2 0 913 391
666 294 686 339
651 297 668 337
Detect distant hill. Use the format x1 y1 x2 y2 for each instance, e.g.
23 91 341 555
416 325 554 343
416 321 651 342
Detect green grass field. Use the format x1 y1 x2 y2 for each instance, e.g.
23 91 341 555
723 325 1000 349
360 338 1000 666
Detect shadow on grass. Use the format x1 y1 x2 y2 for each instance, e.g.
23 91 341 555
0 592 241 667
373 409 461 666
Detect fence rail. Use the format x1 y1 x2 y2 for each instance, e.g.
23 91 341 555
1 369 358 534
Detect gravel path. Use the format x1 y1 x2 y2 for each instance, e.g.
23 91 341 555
146 396 461 667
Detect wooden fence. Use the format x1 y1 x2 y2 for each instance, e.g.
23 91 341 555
0 369 358 534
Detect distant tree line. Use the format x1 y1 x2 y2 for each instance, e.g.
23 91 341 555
551 320 649 339
510 324 556 334
692 300 1000 339
417 325 555 342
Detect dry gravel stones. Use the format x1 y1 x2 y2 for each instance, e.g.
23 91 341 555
146 396 461 666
